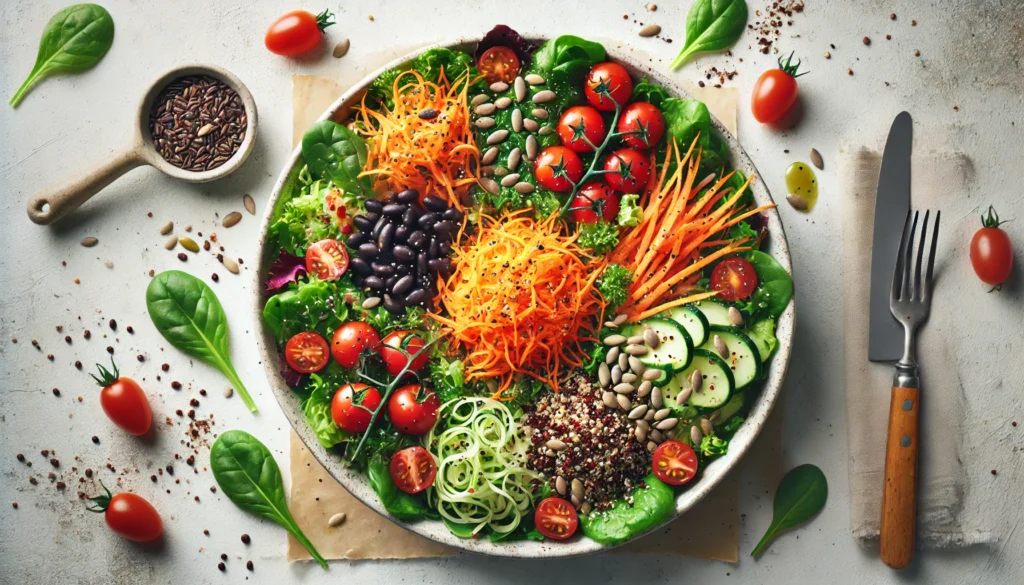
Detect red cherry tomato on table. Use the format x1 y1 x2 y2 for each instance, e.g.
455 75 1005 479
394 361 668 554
616 102 666 150
710 257 759 302
602 148 651 193
477 46 521 84
971 206 1014 287
380 331 428 376
534 146 584 193
534 497 578 540
584 62 633 112
389 446 437 494
652 440 699 486
557 106 607 153
87 484 163 542
331 322 381 368
388 384 440 435
571 182 620 224
751 52 805 124
284 332 330 373
91 360 152 436
305 238 349 281
264 9 335 57
331 383 382 433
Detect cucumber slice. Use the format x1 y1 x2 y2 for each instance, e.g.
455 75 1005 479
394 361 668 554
690 299 736 328
662 349 735 410
663 305 710 348
621 318 693 371
702 328 762 390
647 365 675 386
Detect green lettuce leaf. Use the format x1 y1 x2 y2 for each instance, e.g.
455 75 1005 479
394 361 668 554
617 194 642 227
303 374 349 449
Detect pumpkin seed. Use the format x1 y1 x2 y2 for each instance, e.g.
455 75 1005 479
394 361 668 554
159 221 174 235
606 346 620 365
514 182 534 194
628 405 648 420
571 478 584 499
531 108 549 119
647 441 658 453
362 296 381 309
500 173 521 188
532 90 556 103
674 384 691 405
481 146 499 165
654 408 671 421
709 410 722 423
494 97 512 109
639 23 662 37
613 382 634 395
538 125 555 135
728 306 745 327
602 391 617 409
523 118 539 132
481 165 497 176
514 76 527 102
556 476 567 496
635 424 648 442
179 236 200 253
615 394 631 410
651 385 664 408
222 211 242 228
580 502 592 515
787 193 809 211
611 364 622 384
328 512 347 526
810 148 824 170
511 108 523 132
525 135 538 160
164 236 178 250
627 335 644 345
655 417 679 431
628 356 645 374
690 369 703 393
713 335 729 359
472 94 491 106
492 167 508 177
489 81 509 93
650 429 665 443
80 236 98 247
525 74 545 85
487 130 509 145
243 194 256 215
221 255 240 274
475 117 496 129
603 334 626 346
625 344 648 356
645 409 656 422
332 39 350 59
598 363 611 386
636 381 652 398
622 372 639 385
474 103 496 116
642 369 661 381
613 313 629 326
636 419 651 432
604 321 618 328
571 494 581 508
618 352 629 371
480 178 500 195
643 328 660 348
690 425 703 445
700 417 713 436
546 439 567 451
507 147 521 171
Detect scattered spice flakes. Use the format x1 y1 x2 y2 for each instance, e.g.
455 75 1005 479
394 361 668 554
890 12 897 20
911 19 917 26
848 68 854 76
748 0 805 54
863 36 871 45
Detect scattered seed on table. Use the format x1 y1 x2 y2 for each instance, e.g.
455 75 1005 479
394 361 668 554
179 237 200 253
224 388 233 398
136 354 145 362
809 148 824 170
222 211 242 228
639 23 661 37
52 388 60 397
863 37 871 45
177 252 187 262
328 513 346 527
243 194 256 215
824 51 831 59
241 533 251 544
80 237 98 247
75 361 82 369
218 562 225 572
161 363 170 372
92 436 99 444
787 193 809 211
246 561 254 571
160 221 174 235
211 273 219 282
220 256 240 274
332 38 351 58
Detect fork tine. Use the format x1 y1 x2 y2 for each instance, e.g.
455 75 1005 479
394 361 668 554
914 211 930 300
923 210 940 300
891 211 913 303
901 211 919 300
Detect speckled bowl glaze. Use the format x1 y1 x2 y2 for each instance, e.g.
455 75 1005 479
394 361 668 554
254 34 794 558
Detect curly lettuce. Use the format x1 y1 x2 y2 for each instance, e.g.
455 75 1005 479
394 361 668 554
596 263 633 310
267 171 342 256
577 221 619 255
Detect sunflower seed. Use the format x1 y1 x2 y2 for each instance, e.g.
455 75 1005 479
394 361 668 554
787 193 809 211
525 135 538 160
713 335 729 359
571 494 581 508
159 221 174 235
222 211 242 227
332 38 351 58
556 476 567 496
810 148 824 170
581 502 592 515
486 129 509 146
616 394 631 410
476 117 497 129
618 352 629 371
472 94 491 106
243 194 256 215
507 147 521 171
500 173 521 188
650 429 665 443
636 381 652 398
602 391 617 408
362 296 381 309
614 313 629 326
514 76 527 102
611 364 622 384
628 356 645 374
514 182 534 194
481 146 499 165
532 90 556 103
511 109 523 132
328 512 347 526
643 328 661 348
628 405 648 420
647 441 658 453
179 236 200 253
546 439 567 451
480 178 500 195
700 417 714 436
651 385 664 408
538 125 555 135
523 118 539 132
603 334 626 346
164 236 178 250
221 256 240 274
728 306 745 327
690 425 703 444
571 478 584 499
613 382 634 395
494 97 512 109
80 236 98 247
606 346 620 365
642 369 661 381
224 387 233 398
489 81 509 93
674 384 691 405
474 103 496 116
627 335 645 345
638 23 662 37
625 344 648 356
531 108 549 119
690 369 703 393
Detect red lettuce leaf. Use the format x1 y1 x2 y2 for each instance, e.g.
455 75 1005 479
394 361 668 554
266 249 307 292
475 25 535 70
280 361 305 388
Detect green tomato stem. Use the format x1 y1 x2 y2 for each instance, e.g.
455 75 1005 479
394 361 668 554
558 101 625 217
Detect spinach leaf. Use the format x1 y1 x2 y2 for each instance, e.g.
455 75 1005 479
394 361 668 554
670 0 748 70
661 98 712 152
262 277 349 344
752 464 827 557
741 251 794 320
146 271 257 413
301 120 373 197
10 4 115 107
579 474 675 544
532 35 606 82
303 374 350 448
211 431 327 568
367 454 438 521
631 78 671 107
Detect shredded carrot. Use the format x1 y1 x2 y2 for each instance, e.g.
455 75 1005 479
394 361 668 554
354 70 479 210
430 210 605 398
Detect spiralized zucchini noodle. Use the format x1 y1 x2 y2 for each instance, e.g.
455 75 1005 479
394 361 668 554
425 397 541 535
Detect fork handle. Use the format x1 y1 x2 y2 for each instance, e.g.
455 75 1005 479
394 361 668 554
880 385 919 569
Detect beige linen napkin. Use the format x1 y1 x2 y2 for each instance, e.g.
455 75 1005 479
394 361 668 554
840 148 995 547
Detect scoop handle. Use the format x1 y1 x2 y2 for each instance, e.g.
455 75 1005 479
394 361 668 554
27 149 145 225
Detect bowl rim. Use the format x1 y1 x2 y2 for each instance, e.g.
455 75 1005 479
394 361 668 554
253 33 794 559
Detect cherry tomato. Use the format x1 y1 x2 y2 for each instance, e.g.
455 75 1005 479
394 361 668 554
556 106 607 153
751 52 804 124
711 257 759 302
477 46 521 84
584 62 633 112
571 182 620 224
616 102 666 150
91 360 152 436
331 322 381 368
651 440 699 486
264 9 334 57
284 332 330 373
534 497 578 540
602 149 651 193
88 484 163 542
389 446 437 494
331 383 382 433
305 238 349 281
387 384 440 435
380 331 428 376
971 206 1014 286
534 146 584 193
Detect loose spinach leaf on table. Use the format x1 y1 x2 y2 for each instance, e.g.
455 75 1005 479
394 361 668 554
301 120 373 197
752 464 827 557
670 0 748 70
211 431 328 568
146 270 257 413
367 454 438 522
10 4 115 107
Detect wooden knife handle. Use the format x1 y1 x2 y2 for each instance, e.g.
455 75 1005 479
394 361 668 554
880 385 919 569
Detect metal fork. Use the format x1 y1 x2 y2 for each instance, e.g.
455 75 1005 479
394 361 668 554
880 209 940 569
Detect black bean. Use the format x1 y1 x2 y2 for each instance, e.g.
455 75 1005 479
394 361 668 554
397 189 419 203
402 207 418 226
350 258 372 276
394 225 409 241
407 230 426 249
443 208 462 222
363 211 381 223
384 275 399 290
405 288 427 305
382 204 406 217
357 243 379 260
371 262 395 277
371 218 386 239
364 200 384 214
393 275 415 295
377 223 395 249
383 294 405 314
418 213 439 229
440 241 451 256
347 232 368 248
393 245 415 262
434 220 454 236
428 258 445 272
423 196 447 212
429 237 440 258
417 252 429 274
364 275 385 290
353 216 375 232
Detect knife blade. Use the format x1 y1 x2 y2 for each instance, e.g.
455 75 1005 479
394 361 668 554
868 112 913 361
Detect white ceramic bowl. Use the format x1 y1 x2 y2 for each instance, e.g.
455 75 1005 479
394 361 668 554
254 35 794 558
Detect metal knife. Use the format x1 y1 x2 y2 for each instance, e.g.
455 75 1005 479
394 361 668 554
868 112 913 361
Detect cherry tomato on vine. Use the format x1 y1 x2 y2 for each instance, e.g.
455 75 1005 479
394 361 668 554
477 46 521 84
388 385 440 435
305 238 349 281
711 257 759 302
534 497 578 540
556 106 607 153
616 102 666 150
534 146 584 193
389 446 437 494
331 322 381 368
91 360 152 436
584 62 633 112
264 9 335 57
601 148 651 193
87 483 163 542
652 441 699 486
751 52 806 124
284 332 330 373
331 383 382 433
971 206 1014 287
380 331 428 376
571 182 620 224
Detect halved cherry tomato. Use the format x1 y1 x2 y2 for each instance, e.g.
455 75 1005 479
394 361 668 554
534 146 584 193
331 383 382 433
284 332 330 373
651 440 699 486
710 257 759 302
751 52 804 124
91 360 152 436
602 148 651 193
331 322 381 368
388 384 440 435
571 182 620 224
534 497 578 540
389 446 437 494
971 206 1013 287
616 102 666 150
478 46 521 84
264 9 334 57
305 238 349 281
88 483 163 542
380 331 428 376
556 106 607 153
584 62 633 112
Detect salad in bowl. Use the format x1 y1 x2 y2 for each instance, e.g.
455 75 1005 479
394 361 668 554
257 26 793 555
